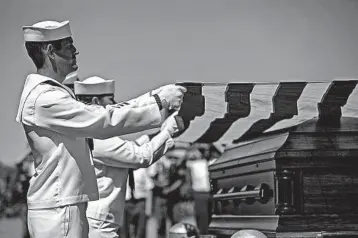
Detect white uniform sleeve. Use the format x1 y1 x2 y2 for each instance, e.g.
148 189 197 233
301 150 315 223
126 92 154 107
134 135 151 145
134 134 173 162
116 93 170 125
32 88 162 139
93 130 172 168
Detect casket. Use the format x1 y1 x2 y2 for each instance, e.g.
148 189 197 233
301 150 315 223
123 79 358 237
174 80 358 237
209 117 358 238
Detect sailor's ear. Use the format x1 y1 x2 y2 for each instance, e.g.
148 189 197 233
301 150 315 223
92 97 100 106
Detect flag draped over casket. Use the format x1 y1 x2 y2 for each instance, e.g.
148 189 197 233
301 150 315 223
122 80 358 147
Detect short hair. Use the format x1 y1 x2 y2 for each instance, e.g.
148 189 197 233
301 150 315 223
24 38 64 69
77 95 97 104
76 94 112 105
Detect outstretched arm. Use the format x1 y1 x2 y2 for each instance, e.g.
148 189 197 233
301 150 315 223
92 130 172 169
27 88 162 139
92 112 182 168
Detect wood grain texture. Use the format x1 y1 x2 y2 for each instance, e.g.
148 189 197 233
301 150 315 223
277 215 358 232
301 169 358 214
209 215 358 237
209 117 358 235
208 231 358 238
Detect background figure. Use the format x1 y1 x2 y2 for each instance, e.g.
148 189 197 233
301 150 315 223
122 168 150 238
163 143 221 236
164 148 197 227
168 222 199 238
1 159 33 238
17 162 31 238
230 230 267 238
145 157 172 238
186 149 212 235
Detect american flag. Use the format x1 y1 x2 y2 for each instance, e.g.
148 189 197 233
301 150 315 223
124 80 358 147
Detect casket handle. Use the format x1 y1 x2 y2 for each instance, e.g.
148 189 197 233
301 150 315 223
213 183 272 202
275 170 296 214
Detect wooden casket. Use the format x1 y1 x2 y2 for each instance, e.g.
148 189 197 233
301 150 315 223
123 79 358 237
173 80 358 237
209 117 358 238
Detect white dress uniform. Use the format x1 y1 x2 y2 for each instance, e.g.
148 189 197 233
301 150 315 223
17 21 163 238
74 77 174 238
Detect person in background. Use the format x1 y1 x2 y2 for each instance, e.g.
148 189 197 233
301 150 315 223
168 222 199 238
164 148 197 227
163 143 222 235
74 76 184 238
230 230 267 238
145 156 172 238
17 19 186 238
122 168 150 238
17 162 31 238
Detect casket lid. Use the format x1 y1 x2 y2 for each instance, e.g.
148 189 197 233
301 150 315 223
209 116 358 170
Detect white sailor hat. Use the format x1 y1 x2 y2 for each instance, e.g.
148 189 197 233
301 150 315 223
74 76 115 95
230 230 267 238
22 20 72 42
63 71 79 85
168 223 199 238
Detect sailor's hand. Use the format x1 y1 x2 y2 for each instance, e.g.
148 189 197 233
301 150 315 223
154 84 186 110
161 111 185 136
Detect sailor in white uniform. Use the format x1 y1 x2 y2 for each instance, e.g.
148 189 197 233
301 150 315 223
17 20 186 238
230 230 267 238
74 76 181 238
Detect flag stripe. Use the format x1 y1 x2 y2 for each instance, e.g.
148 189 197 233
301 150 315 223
176 84 228 142
122 80 358 146
212 83 279 144
264 82 331 133
317 80 358 124
232 82 307 143
195 83 255 143
342 84 358 118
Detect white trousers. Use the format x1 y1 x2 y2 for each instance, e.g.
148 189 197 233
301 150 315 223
88 217 120 238
27 203 89 238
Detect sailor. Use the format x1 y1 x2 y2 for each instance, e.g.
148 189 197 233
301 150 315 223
17 20 186 238
168 222 199 238
74 76 183 238
230 230 267 238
